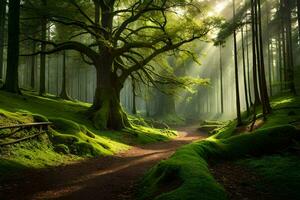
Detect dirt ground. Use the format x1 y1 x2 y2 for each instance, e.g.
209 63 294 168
0 125 206 200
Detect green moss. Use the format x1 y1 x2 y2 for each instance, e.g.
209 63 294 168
239 155 300 200
139 124 300 200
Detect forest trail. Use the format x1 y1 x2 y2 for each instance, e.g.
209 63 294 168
1 125 207 200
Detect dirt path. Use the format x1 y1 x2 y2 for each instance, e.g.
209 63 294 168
1 125 206 200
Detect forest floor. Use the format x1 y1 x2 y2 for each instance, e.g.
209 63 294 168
0 124 207 200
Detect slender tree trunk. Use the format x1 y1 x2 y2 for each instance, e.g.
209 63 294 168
219 45 224 114
30 41 36 90
2 0 20 94
245 21 253 106
241 26 250 115
250 0 261 128
60 51 71 100
131 78 137 115
39 12 47 95
0 0 6 80
233 0 242 125
266 2 272 97
278 34 283 92
297 0 300 43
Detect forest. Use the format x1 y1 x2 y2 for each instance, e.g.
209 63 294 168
1 0 300 199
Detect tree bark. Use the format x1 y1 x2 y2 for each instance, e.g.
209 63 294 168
2 0 20 94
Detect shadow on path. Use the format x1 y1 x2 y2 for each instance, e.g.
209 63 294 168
0 125 207 200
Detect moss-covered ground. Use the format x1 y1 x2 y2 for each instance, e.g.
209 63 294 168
0 91 176 178
138 95 300 200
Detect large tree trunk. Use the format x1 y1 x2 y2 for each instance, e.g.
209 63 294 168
91 54 130 130
0 0 6 80
2 0 20 93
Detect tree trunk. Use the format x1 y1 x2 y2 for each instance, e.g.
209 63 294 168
219 45 224 114
0 0 6 80
39 15 47 96
297 0 300 43
245 22 253 106
91 54 130 130
2 0 20 94
285 1 296 95
233 0 242 125
30 41 36 90
257 0 271 114
251 0 261 118
131 78 137 115
241 26 250 115
60 51 71 100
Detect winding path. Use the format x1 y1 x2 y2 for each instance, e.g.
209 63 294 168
1 125 206 200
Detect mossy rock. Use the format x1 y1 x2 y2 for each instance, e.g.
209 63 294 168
50 118 81 135
76 142 99 156
54 144 70 154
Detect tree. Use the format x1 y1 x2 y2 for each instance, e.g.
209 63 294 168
2 0 20 94
39 0 47 96
25 0 215 130
0 0 6 80
59 50 71 100
233 0 242 125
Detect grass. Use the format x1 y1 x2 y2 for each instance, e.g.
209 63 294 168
0 90 176 177
138 95 300 200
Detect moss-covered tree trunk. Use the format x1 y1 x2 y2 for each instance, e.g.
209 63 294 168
90 53 130 130
2 0 20 94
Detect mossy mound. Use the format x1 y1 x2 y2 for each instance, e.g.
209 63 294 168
49 118 114 157
138 125 300 200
